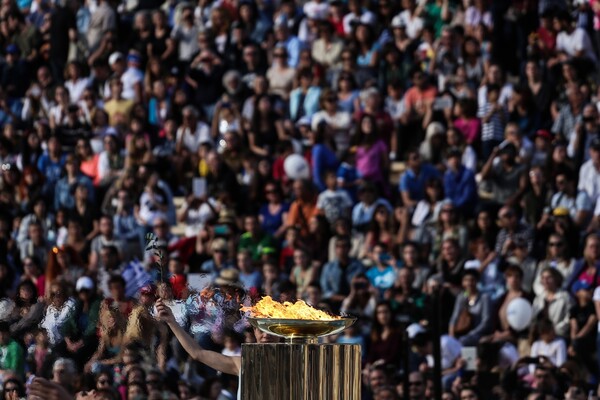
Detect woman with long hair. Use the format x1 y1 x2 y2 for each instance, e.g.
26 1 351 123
354 114 389 192
258 181 290 239
336 72 360 114
49 86 70 131
2 378 25 400
144 57 167 97
9 280 44 337
366 301 401 368
209 6 232 56
75 138 100 185
16 165 44 212
361 204 395 259
248 95 286 157
149 10 176 65
85 300 127 373
352 22 379 78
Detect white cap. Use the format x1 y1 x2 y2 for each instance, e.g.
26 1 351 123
406 323 426 339
108 52 124 66
76 276 95 291
391 15 406 29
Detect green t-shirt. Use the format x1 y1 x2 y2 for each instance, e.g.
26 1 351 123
238 232 277 261
0 339 25 379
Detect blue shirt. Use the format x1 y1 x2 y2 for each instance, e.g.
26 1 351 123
280 35 302 68
312 144 338 192
365 265 396 295
240 270 262 291
337 162 360 202
443 166 477 213
37 153 66 184
399 163 440 202
320 259 364 300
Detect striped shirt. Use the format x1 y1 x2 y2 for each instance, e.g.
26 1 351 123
477 102 506 142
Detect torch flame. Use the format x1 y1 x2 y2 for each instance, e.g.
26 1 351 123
240 296 340 320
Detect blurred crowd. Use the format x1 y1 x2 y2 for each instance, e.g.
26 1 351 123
3 0 600 399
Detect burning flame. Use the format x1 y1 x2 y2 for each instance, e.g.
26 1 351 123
240 296 340 320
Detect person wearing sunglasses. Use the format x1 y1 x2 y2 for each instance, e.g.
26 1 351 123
2 378 24 400
40 280 76 346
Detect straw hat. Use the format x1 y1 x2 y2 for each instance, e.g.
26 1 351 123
215 269 243 288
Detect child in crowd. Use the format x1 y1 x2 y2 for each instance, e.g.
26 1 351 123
530 319 566 373
478 84 506 160
221 331 242 357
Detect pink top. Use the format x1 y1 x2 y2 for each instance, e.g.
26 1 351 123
356 140 387 183
454 118 481 144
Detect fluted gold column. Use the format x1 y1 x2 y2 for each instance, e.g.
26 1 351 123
241 343 361 400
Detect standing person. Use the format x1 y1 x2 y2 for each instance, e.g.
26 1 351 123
86 0 116 53
154 298 279 400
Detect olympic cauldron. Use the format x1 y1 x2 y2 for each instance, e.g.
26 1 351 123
241 297 361 400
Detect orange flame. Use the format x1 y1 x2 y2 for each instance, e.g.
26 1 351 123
240 296 340 320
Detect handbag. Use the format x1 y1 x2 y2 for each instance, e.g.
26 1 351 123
454 305 473 336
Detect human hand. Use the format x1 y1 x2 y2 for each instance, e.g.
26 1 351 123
155 298 176 325
28 377 74 400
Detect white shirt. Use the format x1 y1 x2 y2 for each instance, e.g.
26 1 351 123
65 78 90 103
530 338 566 372
342 10 376 35
176 122 211 153
477 83 513 109
40 299 77 346
593 286 600 332
578 159 600 204
183 198 217 237
121 67 144 100
397 10 424 39
556 28 597 63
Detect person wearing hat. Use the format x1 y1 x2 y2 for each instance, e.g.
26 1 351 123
548 169 592 229
214 268 243 289
2 42 28 98
61 276 101 361
444 147 477 217
568 279 596 375
121 51 144 102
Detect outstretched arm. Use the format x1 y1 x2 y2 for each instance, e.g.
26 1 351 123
155 299 241 376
